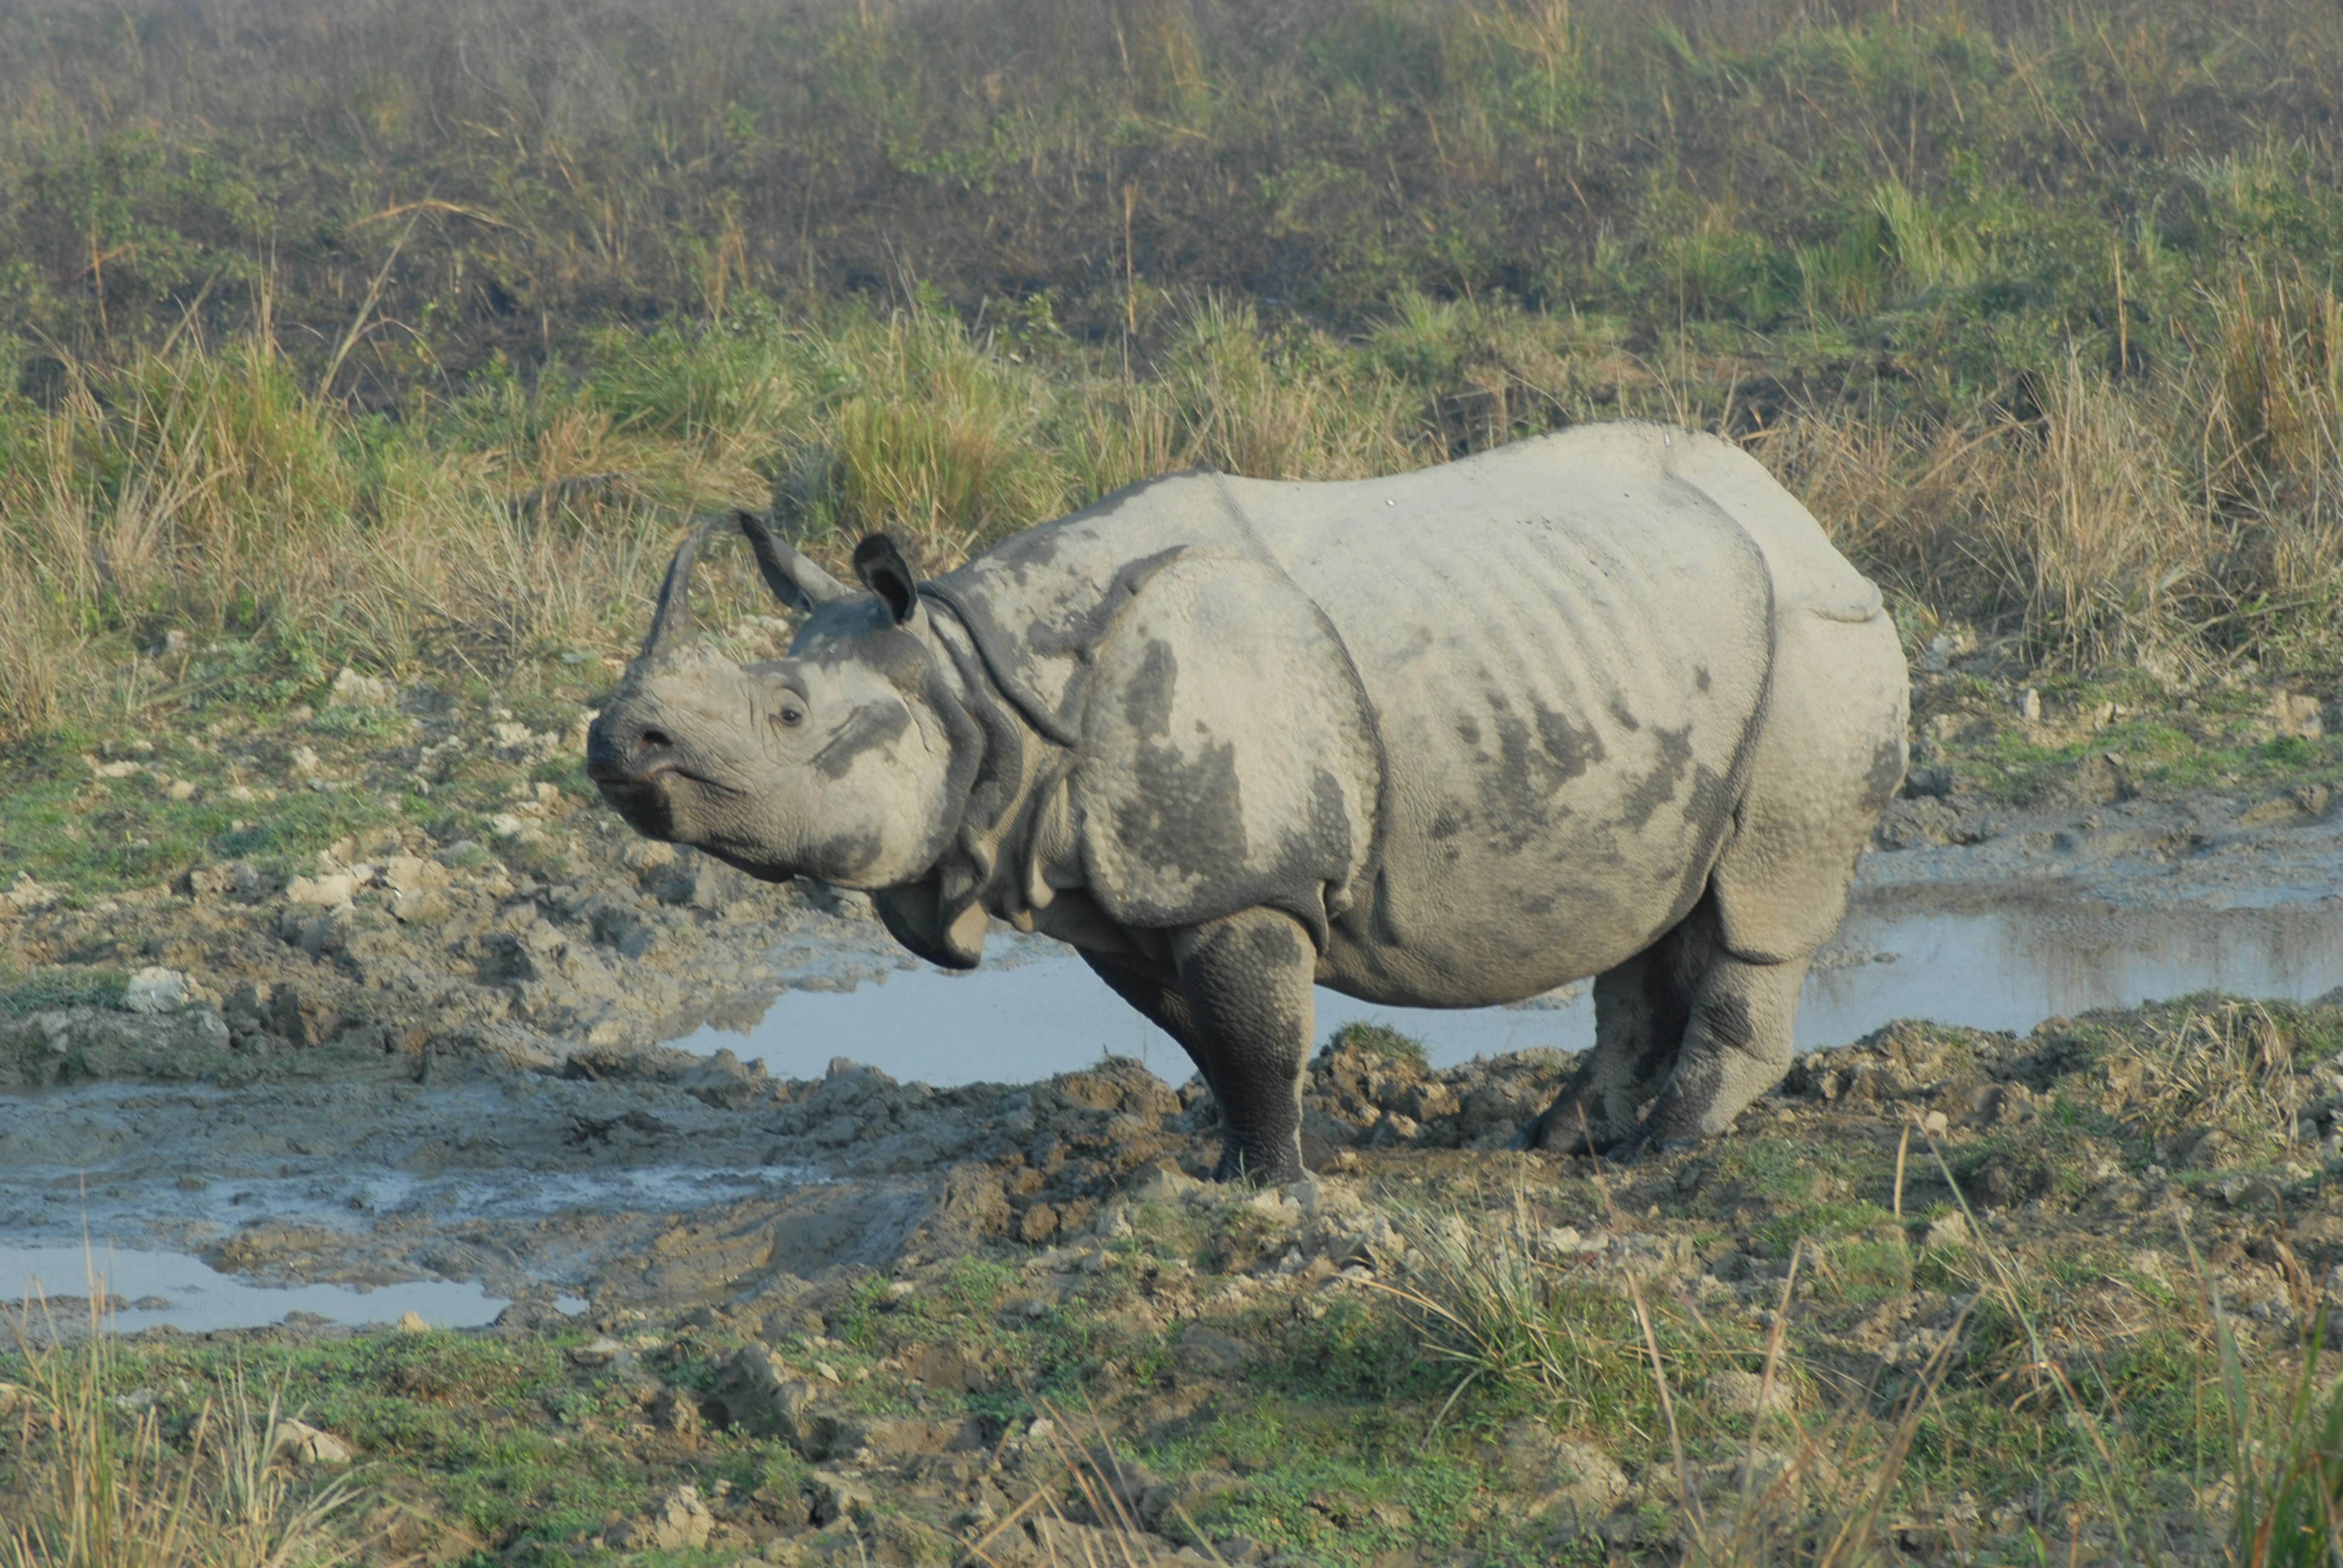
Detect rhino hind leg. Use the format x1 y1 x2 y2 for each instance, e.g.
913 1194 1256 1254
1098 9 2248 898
1519 913 1712 1154
1610 603 1902 1151
1631 950 1809 1151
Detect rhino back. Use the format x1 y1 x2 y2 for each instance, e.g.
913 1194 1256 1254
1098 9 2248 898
1228 426 1780 1002
934 425 1853 1005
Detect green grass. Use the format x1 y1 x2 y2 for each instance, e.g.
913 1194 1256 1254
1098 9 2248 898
2 0 2343 750
1321 1022 1432 1076
0 962 126 1016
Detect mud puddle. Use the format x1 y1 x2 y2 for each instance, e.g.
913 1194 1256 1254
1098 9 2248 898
0 1076 850 1331
7 784 2341 1336
671 892 2343 1084
0 1243 518 1334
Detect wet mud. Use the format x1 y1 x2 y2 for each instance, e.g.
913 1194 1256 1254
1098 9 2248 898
0 775 2338 1330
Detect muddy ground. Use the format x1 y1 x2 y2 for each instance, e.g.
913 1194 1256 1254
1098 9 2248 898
10 1006 2343 1564
1 727 2338 1304
2 664 2341 1562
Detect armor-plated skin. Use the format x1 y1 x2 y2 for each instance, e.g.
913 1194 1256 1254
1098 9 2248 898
588 425 1909 1182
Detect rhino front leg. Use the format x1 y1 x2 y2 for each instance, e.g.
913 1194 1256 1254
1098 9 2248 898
1155 908 1316 1184
1633 950 1809 1152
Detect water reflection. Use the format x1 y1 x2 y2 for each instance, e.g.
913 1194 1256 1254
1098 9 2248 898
0 1244 508 1334
674 894 2343 1086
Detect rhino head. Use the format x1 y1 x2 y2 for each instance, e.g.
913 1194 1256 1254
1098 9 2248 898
586 513 971 890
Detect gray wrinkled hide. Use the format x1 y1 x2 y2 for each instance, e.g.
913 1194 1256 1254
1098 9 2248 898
590 424 1908 1181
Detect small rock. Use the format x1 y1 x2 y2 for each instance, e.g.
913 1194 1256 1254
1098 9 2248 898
119 967 189 1014
646 1385 705 1439
1175 1327 1251 1374
164 779 197 802
713 1345 821 1447
1921 1109 1950 1135
395 1310 430 1333
329 667 393 707
1901 764 1954 799
2272 690 2325 740
808 1470 874 1526
272 1417 353 1466
289 745 321 777
286 874 356 907
4 874 56 913
619 1484 712 1551
1499 1419 1630 1519
1130 1161 1201 1201
1706 1368 1796 1417
566 1336 630 1367
2017 687 2042 722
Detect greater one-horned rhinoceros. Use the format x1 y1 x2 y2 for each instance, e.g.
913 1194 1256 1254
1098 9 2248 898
587 424 1908 1181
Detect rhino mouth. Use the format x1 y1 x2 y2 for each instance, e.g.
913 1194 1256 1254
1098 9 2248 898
593 774 681 840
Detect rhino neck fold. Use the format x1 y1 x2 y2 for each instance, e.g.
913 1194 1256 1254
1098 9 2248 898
872 598 1071 967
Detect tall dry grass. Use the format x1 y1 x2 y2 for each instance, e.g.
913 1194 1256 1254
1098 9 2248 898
1379 1160 2343 1565
1766 276 2343 672
8 270 2343 736
3 1285 356 1568
2 0 2342 735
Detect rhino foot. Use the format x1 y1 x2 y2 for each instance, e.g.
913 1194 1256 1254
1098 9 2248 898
1212 1143 1307 1186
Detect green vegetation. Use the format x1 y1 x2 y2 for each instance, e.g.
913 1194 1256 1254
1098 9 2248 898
4 1001 2341 1563
1 0 2341 749
1319 1023 1430 1076
7 0 2343 1560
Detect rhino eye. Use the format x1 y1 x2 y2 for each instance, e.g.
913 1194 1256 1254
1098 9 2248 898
776 703 806 728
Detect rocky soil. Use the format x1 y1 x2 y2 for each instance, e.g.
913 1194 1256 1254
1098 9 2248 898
13 1005 2343 1564
2 657 2342 1562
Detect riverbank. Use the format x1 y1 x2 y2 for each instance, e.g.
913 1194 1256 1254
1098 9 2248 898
10 995 2343 1563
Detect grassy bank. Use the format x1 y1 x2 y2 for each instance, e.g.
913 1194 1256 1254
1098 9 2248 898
11 1000 2343 1563
2 0 2342 760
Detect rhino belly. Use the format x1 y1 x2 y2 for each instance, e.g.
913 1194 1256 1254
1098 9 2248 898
1292 492 1774 1008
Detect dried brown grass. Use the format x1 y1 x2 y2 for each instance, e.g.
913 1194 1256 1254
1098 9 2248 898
2 1281 356 1568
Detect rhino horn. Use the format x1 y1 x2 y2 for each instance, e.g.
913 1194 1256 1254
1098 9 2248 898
737 509 849 612
640 517 723 659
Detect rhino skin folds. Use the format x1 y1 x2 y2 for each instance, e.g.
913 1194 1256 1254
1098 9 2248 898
589 423 1909 1182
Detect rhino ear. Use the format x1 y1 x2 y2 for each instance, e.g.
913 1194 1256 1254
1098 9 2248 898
736 511 847 612
852 533 922 627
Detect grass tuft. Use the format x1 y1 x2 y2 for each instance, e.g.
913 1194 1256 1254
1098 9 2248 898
2 1279 358 1568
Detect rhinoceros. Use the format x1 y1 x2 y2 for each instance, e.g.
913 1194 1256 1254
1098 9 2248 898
587 424 1907 1181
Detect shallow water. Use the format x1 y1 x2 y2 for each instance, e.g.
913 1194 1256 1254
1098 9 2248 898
0 1244 517 1334
16 840 2340 1336
674 893 2343 1086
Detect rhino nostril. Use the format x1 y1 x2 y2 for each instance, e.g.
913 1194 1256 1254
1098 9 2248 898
638 728 674 751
